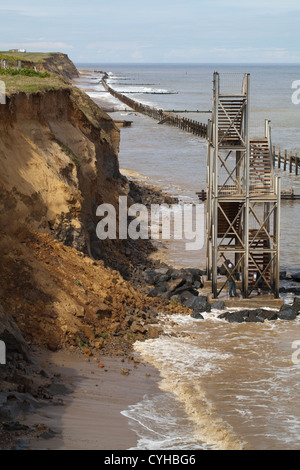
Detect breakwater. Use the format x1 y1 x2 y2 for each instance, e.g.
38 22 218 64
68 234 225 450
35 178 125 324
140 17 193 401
272 146 300 176
102 73 208 138
102 73 299 178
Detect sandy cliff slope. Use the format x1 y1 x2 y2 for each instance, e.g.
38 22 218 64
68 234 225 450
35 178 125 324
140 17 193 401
0 83 177 353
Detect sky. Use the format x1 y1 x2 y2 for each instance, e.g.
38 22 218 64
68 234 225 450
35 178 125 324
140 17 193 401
0 0 300 64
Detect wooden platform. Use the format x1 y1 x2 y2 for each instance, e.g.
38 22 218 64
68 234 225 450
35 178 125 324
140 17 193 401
203 280 283 309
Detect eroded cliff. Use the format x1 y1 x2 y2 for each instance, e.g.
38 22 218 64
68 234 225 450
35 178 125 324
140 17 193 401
0 84 176 354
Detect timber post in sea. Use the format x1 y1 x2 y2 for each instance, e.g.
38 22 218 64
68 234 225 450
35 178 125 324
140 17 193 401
206 72 281 300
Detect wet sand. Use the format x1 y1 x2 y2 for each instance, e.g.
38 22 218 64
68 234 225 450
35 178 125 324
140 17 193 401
22 348 161 450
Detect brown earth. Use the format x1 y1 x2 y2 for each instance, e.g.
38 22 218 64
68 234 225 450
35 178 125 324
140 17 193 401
0 84 188 355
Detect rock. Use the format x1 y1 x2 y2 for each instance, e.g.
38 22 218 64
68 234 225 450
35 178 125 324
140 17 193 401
95 304 112 319
0 392 41 420
292 297 300 313
278 304 298 320
94 338 105 349
142 269 158 285
2 421 30 432
190 311 204 319
219 311 246 323
146 325 160 339
210 300 225 310
280 286 300 295
219 308 279 323
181 268 204 285
169 294 182 304
110 322 121 335
166 268 182 279
46 381 72 396
291 272 300 282
183 295 211 313
245 310 264 323
148 282 168 298
166 277 185 293
255 309 278 321
171 284 199 297
179 290 196 303
130 321 147 335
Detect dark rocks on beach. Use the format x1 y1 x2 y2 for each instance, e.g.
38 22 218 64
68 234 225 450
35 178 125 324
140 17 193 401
145 266 210 312
190 311 204 320
291 272 300 282
279 286 300 295
0 303 72 449
292 297 300 313
210 300 225 310
184 295 211 313
278 304 298 320
219 308 278 323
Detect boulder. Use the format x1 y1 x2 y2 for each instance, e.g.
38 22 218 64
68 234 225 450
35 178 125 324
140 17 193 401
148 282 168 297
210 300 225 310
278 304 298 320
142 269 158 285
146 266 204 303
190 311 204 320
292 297 300 313
291 272 300 282
219 311 246 323
219 308 278 323
184 295 211 313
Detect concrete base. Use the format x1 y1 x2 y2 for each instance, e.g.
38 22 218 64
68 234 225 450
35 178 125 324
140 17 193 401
203 279 283 309
208 293 283 309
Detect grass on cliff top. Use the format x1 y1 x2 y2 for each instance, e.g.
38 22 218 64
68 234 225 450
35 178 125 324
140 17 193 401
0 51 55 63
1 70 70 94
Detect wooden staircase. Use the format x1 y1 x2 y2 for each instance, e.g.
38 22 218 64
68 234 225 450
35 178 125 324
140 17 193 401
249 138 273 193
248 232 271 288
218 99 244 145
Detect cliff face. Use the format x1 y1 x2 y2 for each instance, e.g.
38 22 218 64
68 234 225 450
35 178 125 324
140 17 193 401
0 85 151 351
0 78 182 358
0 87 122 257
39 53 79 80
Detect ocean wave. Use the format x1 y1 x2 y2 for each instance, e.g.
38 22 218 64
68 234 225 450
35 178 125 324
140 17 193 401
133 336 246 450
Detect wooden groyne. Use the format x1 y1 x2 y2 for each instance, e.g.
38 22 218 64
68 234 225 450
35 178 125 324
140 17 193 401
102 74 208 138
272 146 300 176
102 73 300 176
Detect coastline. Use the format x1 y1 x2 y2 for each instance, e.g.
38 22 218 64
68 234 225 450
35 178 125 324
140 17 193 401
20 348 162 450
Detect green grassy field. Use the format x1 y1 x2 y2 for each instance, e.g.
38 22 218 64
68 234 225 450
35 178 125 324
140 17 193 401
0 51 55 63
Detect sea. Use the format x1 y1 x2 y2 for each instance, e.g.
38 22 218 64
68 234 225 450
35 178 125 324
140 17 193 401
74 63 300 450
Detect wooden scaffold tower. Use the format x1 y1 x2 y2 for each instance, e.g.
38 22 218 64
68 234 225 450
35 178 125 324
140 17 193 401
206 72 281 298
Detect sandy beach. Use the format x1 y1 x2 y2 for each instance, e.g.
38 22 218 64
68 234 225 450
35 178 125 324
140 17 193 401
20 348 161 450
